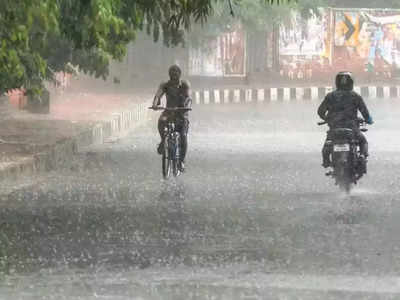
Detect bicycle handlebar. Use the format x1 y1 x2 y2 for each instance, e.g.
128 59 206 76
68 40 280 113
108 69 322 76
148 107 192 112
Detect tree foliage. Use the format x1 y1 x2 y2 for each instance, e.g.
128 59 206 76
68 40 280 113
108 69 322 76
0 0 58 94
0 0 294 94
10 0 399 96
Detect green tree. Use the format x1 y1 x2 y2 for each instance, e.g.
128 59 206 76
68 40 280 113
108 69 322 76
0 0 293 95
0 0 58 94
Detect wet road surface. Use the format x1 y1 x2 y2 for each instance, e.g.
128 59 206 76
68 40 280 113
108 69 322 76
1 99 400 299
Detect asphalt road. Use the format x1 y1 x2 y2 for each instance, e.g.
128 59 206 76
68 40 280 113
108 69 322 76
1 99 400 299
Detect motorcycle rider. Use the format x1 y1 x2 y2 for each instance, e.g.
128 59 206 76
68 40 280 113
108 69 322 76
151 64 192 172
318 72 374 170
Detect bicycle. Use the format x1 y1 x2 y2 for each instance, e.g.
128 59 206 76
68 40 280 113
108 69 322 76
149 107 192 179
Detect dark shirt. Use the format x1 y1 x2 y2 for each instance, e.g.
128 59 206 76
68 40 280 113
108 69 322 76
153 80 191 118
318 90 371 129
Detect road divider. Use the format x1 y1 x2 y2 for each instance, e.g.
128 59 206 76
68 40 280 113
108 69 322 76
193 86 400 104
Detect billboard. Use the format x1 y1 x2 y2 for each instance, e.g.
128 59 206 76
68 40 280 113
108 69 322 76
279 9 329 56
189 26 246 77
334 10 400 79
279 9 332 80
189 40 223 77
279 8 400 81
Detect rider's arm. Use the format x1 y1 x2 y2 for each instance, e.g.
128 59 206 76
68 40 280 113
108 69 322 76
152 82 166 107
184 97 192 108
181 80 192 108
318 94 330 120
357 95 373 124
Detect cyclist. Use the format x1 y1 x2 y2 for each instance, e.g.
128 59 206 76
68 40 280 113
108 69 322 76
151 64 192 172
318 72 374 169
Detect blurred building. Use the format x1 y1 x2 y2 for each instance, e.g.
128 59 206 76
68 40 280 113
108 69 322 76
109 7 400 88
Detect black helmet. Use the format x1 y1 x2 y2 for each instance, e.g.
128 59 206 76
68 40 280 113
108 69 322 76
335 71 354 91
168 64 181 81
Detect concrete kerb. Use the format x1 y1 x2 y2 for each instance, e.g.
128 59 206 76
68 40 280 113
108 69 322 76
0 99 152 182
192 85 400 104
79 100 152 147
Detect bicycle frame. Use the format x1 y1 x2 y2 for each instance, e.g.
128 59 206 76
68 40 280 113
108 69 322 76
164 121 180 160
162 120 181 178
149 106 191 179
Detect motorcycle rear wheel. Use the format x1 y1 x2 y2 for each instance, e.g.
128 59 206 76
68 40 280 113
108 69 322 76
339 179 351 194
336 165 352 194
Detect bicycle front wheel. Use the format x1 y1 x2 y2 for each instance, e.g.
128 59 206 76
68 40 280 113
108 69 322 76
172 159 180 177
172 134 181 177
162 142 171 179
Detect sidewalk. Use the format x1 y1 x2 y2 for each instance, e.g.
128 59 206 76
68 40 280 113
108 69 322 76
0 89 152 182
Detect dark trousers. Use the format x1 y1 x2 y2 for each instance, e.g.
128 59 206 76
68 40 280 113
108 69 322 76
158 114 189 162
322 129 368 165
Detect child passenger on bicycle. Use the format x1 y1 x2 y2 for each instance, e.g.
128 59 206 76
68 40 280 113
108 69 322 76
151 64 192 172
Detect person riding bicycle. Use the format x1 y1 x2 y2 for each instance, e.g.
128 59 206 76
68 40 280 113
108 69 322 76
151 64 192 172
318 72 374 169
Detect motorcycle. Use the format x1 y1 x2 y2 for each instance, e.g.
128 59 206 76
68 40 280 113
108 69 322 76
318 118 369 193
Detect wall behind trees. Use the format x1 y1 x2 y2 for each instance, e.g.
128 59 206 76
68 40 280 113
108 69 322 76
106 5 400 89
108 32 188 90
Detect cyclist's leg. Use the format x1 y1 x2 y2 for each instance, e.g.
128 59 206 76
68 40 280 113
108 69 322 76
179 118 189 162
157 114 168 154
175 118 189 171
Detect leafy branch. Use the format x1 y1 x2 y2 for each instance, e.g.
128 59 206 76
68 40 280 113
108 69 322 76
0 0 296 95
